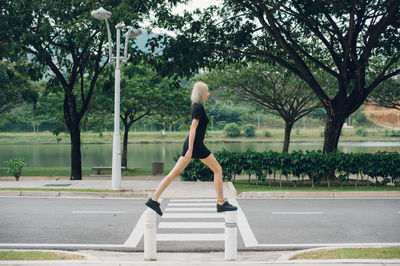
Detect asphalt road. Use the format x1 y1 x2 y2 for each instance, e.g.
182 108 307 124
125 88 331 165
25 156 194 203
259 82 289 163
0 197 399 251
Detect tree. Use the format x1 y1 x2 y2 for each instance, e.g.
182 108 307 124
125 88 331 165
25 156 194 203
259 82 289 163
97 62 189 168
0 60 38 122
368 76 400 110
205 62 321 152
154 0 400 153
3 0 177 180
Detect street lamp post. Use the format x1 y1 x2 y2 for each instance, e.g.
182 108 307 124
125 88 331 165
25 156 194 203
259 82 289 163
91 7 142 190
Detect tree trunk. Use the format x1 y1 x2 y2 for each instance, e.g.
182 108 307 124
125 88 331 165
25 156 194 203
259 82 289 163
282 121 294 153
323 114 345 154
69 126 82 180
122 123 131 168
64 92 82 181
323 112 345 183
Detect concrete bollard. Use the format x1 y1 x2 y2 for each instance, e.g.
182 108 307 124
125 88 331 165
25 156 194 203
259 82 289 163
144 209 157 261
224 211 237 261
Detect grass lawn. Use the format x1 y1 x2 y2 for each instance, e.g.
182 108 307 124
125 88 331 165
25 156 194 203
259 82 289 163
292 247 400 260
0 251 85 260
233 179 400 195
0 167 172 177
0 187 134 193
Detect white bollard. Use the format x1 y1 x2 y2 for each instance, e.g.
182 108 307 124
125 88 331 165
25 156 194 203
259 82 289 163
144 209 157 261
224 211 237 261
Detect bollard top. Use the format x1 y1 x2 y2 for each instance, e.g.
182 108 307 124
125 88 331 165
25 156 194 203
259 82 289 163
224 210 237 222
144 208 157 222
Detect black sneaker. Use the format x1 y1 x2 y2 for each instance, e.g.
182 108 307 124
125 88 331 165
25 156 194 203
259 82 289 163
216 201 237 212
145 198 163 216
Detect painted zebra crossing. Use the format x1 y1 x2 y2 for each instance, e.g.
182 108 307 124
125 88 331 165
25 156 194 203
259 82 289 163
156 198 225 242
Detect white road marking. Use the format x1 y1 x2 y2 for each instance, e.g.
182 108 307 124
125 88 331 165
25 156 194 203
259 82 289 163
157 234 224 241
71 211 126 214
169 199 216 202
165 207 215 212
271 212 323 215
168 203 215 207
123 199 163 248
162 213 223 218
158 222 224 229
229 198 259 247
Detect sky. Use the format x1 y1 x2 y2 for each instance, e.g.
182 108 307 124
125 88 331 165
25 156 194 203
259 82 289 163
140 0 222 35
171 0 222 15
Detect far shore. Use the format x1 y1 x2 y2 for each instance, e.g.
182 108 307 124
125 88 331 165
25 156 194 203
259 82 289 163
1 127 400 145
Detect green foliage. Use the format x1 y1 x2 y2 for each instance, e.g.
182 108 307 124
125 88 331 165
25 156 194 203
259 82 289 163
264 130 272 137
153 0 400 153
355 128 368 137
3 158 25 181
368 77 400 111
0 61 38 121
224 123 240 137
243 124 256 137
178 150 400 187
390 130 400 137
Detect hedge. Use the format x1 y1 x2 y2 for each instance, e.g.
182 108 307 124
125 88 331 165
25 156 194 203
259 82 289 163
176 150 400 187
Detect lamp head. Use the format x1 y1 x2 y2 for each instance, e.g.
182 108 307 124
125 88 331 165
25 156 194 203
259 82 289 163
91 7 111 20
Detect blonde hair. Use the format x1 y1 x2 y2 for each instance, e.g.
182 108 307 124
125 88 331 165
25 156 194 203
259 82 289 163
191 81 208 105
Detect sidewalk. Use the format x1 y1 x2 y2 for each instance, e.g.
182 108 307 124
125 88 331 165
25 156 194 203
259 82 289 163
0 250 399 265
0 175 237 199
1 175 399 199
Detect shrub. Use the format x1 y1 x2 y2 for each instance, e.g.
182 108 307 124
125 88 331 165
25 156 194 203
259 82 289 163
224 123 240 137
355 128 368 137
243 124 256 137
264 130 272 137
3 158 26 181
391 130 400 137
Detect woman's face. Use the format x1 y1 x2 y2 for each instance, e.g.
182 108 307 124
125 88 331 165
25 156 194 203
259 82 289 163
205 86 210 102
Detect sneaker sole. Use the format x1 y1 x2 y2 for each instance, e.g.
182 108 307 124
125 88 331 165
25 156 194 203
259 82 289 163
145 202 163 216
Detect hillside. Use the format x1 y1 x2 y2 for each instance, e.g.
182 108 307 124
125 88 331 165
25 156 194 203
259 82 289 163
363 104 400 129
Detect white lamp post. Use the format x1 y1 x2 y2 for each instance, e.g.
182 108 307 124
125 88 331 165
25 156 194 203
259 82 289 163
91 7 142 190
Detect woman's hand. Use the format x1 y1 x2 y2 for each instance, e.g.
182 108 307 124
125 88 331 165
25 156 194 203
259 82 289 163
183 149 192 163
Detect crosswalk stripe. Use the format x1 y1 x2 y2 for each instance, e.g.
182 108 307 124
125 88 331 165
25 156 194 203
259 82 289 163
168 203 215 207
169 199 216 202
157 234 224 241
272 212 323 215
158 222 224 229
162 213 224 218
165 207 215 212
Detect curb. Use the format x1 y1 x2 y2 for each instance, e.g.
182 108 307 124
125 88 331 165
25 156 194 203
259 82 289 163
238 191 400 198
0 190 150 198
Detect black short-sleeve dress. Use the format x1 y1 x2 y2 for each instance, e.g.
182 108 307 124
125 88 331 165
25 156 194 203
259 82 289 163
181 103 211 159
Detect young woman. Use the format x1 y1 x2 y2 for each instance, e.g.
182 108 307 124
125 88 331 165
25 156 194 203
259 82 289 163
145 81 237 216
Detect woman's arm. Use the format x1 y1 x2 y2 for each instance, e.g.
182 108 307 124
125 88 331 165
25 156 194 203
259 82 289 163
184 119 199 161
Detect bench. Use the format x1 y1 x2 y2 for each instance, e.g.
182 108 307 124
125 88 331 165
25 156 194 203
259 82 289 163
92 166 127 174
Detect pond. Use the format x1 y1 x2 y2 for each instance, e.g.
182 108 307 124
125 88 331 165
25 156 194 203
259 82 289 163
1 142 400 168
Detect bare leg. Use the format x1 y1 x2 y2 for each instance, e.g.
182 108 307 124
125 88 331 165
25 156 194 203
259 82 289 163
200 153 224 205
151 156 191 201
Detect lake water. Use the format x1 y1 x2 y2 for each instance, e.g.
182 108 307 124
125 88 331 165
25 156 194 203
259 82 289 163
1 142 400 168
